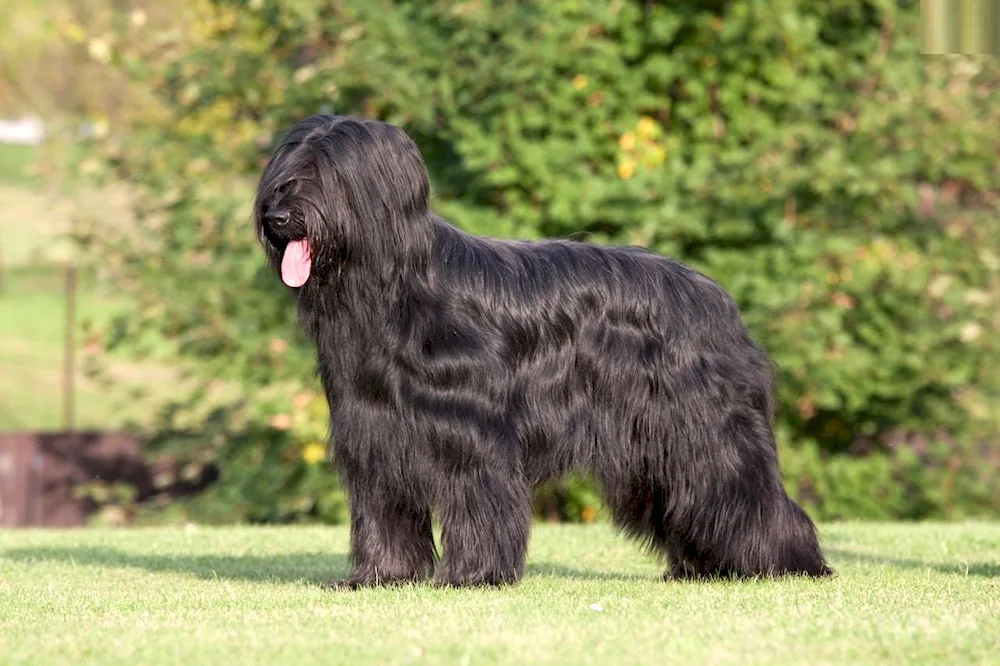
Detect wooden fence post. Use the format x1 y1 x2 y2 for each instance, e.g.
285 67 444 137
64 263 76 432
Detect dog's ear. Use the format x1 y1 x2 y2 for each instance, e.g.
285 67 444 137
373 122 433 221
307 117 434 266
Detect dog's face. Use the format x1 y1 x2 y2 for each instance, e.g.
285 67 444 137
255 119 332 289
255 114 433 289
256 170 321 289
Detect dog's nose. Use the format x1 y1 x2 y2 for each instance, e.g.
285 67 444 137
266 210 290 227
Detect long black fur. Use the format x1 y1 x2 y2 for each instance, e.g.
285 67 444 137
254 114 832 588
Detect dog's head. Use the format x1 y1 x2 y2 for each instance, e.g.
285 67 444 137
254 114 432 288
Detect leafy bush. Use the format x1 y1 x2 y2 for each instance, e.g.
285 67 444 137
76 0 1000 524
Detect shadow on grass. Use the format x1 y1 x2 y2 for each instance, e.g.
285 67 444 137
17 546 988 585
526 562 656 582
1 547 654 585
1 546 351 585
828 549 1000 577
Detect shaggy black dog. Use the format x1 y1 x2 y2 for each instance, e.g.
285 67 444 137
254 114 832 588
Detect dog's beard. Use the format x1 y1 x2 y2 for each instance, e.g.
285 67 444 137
281 238 312 287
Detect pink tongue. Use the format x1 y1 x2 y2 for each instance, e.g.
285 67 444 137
281 239 312 288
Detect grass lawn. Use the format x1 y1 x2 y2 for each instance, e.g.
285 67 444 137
0 144 101 428
0 184 139 430
0 143 40 187
1 522 998 665
0 146 183 430
0 263 154 430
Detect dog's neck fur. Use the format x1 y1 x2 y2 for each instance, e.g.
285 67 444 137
293 213 443 402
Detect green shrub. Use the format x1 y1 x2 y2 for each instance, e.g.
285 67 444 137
78 0 1000 524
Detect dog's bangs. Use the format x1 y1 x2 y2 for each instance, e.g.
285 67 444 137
299 196 329 242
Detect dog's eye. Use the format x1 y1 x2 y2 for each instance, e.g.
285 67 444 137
276 182 294 196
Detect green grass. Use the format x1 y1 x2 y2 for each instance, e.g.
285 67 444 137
0 264 136 429
1 523 998 665
0 143 39 187
0 151 98 429
0 157 179 430
0 262 214 430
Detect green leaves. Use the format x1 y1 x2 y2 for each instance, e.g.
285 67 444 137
81 0 1000 523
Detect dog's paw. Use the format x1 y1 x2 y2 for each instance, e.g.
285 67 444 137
320 577 369 591
321 572 423 590
432 570 520 589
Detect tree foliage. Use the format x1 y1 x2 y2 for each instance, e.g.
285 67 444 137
77 0 1000 523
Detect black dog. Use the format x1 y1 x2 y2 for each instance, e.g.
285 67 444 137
255 114 832 588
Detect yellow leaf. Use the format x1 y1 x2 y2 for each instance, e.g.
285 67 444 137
960 322 982 342
618 159 635 180
302 443 327 465
63 23 86 43
87 38 111 64
92 118 109 139
294 65 317 84
637 116 658 138
572 74 589 90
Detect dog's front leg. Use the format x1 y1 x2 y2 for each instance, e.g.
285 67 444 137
323 477 437 589
434 463 531 588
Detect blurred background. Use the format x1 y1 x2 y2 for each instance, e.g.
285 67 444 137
1 0 998 529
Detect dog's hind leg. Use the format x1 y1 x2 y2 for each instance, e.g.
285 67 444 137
600 406 831 580
656 409 832 580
